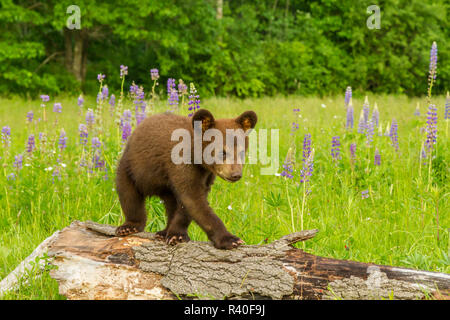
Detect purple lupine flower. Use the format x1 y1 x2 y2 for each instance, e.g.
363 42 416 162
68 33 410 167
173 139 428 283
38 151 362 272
331 136 341 161
346 100 354 129
93 154 105 169
96 92 102 104
350 143 356 159
188 83 200 117
414 103 420 116
97 74 105 82
102 85 109 100
40 95 50 102
372 103 379 128
109 94 116 107
167 78 179 108
167 78 175 95
133 86 146 113
7 173 16 181
77 95 84 107
361 190 369 199
363 96 370 124
79 124 88 146
53 103 62 113
365 119 374 146
280 148 294 179
150 68 159 81
425 104 437 152
120 65 128 78
136 111 146 125
302 133 312 162
357 110 365 134
121 121 132 142
86 109 95 126
390 119 399 151
91 137 102 149
26 135 35 153
26 111 34 123
345 86 352 106
291 122 299 135
1 126 11 147
300 148 315 183
374 148 381 166
122 109 132 125
58 129 67 150
130 83 139 95
13 154 23 170
429 41 438 80
445 92 449 120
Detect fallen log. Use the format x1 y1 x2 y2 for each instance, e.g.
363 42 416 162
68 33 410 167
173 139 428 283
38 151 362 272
4 220 449 300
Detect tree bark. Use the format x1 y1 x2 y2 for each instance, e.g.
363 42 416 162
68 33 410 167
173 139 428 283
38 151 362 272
216 0 223 20
4 221 448 300
72 30 85 82
64 29 73 73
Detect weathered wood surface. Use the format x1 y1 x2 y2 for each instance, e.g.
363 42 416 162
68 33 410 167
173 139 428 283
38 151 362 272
29 221 450 299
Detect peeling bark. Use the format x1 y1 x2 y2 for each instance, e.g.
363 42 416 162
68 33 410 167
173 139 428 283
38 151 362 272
3 221 448 300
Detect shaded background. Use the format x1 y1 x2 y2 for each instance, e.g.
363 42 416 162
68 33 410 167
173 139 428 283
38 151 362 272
1 0 449 98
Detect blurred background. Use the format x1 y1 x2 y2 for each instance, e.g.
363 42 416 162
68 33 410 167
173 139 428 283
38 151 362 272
1 0 449 98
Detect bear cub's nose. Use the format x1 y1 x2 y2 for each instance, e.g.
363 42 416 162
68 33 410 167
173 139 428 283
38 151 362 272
229 173 242 181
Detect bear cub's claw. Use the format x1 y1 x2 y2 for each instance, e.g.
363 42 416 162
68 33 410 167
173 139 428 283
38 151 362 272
213 233 245 250
155 230 190 245
165 233 190 245
115 223 144 236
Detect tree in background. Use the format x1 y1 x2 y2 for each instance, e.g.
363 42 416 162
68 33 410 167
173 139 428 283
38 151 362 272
0 0 448 97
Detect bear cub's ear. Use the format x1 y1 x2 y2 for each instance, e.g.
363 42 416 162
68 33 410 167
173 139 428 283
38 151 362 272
235 111 257 131
192 109 215 132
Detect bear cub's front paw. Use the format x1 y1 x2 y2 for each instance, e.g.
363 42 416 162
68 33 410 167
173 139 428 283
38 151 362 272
213 233 245 250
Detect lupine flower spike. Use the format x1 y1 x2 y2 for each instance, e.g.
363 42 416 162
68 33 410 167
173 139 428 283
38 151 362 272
331 136 341 162
363 96 370 124
365 119 374 146
301 148 315 184
26 111 34 123
345 86 352 107
425 104 437 153
390 119 399 151
188 83 200 117
372 102 379 128
280 147 294 179
346 98 354 129
358 110 365 134
26 135 35 154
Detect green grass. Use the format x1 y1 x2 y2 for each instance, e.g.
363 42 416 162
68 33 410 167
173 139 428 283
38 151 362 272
0 93 449 300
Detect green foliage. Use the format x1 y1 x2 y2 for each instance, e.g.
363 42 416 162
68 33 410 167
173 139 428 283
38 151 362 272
0 0 449 97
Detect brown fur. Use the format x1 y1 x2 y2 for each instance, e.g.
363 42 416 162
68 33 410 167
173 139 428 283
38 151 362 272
115 109 257 249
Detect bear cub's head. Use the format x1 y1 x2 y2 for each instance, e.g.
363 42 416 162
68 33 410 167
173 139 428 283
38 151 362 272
191 109 257 182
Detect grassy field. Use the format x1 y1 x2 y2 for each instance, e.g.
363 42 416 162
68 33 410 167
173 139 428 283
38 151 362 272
0 91 449 299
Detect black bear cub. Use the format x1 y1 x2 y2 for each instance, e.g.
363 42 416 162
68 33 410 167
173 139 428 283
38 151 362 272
115 109 257 249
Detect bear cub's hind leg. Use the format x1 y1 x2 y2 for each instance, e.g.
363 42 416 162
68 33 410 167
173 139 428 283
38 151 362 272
115 165 147 236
